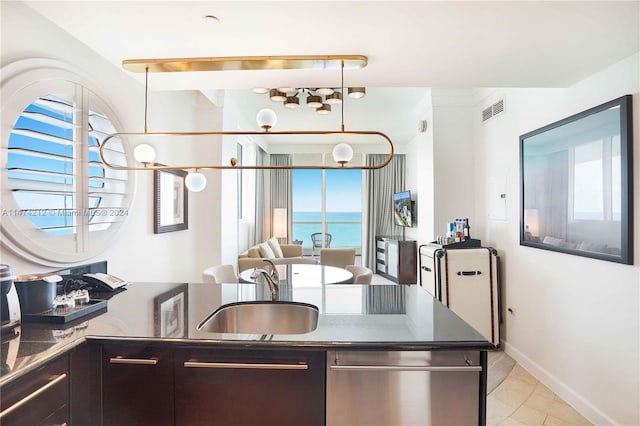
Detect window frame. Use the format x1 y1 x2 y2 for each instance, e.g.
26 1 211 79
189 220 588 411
1 60 135 265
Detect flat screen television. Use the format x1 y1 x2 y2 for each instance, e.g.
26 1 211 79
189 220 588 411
393 190 413 227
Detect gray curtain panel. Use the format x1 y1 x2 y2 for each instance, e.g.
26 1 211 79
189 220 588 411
364 154 406 269
254 147 269 244
269 154 292 240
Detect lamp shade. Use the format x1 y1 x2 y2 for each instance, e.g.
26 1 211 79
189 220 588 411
284 96 300 109
133 143 156 164
332 143 353 165
316 88 334 96
326 91 342 104
256 108 277 130
306 95 323 108
185 171 207 192
273 208 287 239
269 89 286 102
524 209 539 237
348 87 366 99
317 104 331 115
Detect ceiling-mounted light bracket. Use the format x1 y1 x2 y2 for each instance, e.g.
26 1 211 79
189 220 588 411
122 55 368 73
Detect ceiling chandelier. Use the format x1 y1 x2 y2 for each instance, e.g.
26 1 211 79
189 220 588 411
99 55 394 192
253 86 366 115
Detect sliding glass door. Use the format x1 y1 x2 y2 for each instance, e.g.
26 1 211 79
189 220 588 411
291 157 362 255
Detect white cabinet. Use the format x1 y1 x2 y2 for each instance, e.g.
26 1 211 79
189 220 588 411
419 243 501 347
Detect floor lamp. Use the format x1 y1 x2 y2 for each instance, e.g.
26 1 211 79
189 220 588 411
273 208 288 244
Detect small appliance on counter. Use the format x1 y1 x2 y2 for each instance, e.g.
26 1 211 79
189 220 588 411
1 264 21 336
14 272 62 315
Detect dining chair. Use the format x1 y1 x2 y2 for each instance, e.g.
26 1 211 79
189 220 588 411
202 264 238 284
320 248 356 269
345 265 373 284
311 232 331 257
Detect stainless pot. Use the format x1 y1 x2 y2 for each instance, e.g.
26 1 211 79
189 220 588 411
14 273 63 314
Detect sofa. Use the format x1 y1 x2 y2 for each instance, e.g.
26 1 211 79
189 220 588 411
238 237 304 272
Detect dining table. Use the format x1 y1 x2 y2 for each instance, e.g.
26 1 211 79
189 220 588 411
238 263 353 286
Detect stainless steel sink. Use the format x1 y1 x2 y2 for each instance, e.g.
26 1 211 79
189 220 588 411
198 301 319 334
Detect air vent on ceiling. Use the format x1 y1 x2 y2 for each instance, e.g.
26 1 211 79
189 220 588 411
481 98 506 123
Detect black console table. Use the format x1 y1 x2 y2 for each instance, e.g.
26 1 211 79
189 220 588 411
375 236 417 284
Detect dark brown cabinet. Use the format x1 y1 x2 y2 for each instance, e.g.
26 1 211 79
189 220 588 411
376 236 417 284
0 355 69 426
174 347 325 426
95 342 325 426
101 342 174 426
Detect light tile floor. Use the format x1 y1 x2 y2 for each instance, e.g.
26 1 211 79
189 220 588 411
487 363 592 425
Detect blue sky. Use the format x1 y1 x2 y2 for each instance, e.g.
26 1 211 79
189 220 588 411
292 169 361 213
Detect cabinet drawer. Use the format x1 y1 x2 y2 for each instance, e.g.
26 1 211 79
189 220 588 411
102 342 174 426
0 356 69 426
174 348 325 426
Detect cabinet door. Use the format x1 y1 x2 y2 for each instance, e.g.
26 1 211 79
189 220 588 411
174 348 325 426
0 355 69 426
102 342 174 426
386 241 399 278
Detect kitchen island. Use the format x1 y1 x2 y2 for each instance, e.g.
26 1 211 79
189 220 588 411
1 282 494 425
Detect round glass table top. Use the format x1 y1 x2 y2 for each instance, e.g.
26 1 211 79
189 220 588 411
239 263 353 286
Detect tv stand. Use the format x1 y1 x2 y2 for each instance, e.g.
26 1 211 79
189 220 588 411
375 236 417 284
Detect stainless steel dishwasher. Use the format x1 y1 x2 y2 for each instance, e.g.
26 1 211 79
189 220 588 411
326 350 485 426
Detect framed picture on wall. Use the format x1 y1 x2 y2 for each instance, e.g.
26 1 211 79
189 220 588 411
519 95 633 264
154 167 188 233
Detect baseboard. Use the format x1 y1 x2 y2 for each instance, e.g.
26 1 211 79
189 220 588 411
503 341 616 426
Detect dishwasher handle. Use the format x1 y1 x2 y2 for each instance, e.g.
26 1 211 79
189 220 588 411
329 364 482 372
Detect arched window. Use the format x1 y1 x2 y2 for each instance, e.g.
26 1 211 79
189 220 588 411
1 61 134 265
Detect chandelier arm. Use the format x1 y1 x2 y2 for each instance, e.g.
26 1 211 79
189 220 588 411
100 130 394 171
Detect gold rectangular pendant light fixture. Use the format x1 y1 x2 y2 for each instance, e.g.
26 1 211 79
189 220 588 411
122 55 368 73
100 55 393 189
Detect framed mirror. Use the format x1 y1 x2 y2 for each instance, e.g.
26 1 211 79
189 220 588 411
154 167 188 233
520 95 633 264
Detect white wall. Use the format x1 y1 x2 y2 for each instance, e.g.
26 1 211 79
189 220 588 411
431 90 477 241
475 54 640 425
1 2 223 282
404 90 434 246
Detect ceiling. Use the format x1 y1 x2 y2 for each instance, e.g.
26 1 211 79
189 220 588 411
23 1 640 145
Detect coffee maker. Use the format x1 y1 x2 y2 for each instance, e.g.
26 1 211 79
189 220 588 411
1 264 21 335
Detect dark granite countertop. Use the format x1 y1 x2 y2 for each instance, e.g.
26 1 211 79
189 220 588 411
1 282 492 386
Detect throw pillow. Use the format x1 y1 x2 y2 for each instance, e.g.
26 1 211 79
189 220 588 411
267 237 284 258
258 242 275 259
247 247 261 258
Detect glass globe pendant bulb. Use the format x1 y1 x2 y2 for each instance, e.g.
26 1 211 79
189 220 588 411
256 108 277 131
185 171 207 192
133 143 156 165
332 143 353 165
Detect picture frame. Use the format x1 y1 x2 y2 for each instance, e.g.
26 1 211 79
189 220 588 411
154 284 189 338
154 167 188 233
519 95 633 264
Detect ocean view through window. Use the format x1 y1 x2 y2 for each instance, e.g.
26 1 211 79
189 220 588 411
292 168 362 252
